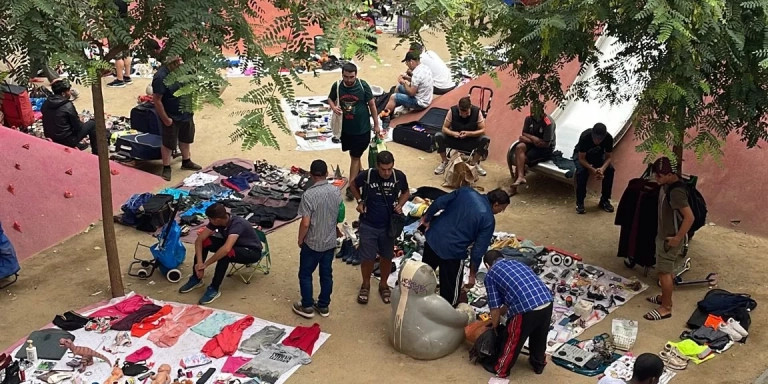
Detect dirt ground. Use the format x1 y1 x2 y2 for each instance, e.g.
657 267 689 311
2 33 767 384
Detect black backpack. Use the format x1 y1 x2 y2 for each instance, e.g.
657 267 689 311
668 180 707 238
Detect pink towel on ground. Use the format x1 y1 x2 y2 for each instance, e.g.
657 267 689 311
148 305 214 348
89 295 154 323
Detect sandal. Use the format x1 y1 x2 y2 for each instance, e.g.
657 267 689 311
357 287 369 305
646 295 662 305
644 309 671 321
379 285 392 304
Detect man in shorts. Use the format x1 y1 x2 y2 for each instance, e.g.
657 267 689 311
152 56 202 180
381 51 434 127
327 63 381 199
349 151 410 305
644 157 694 321
510 103 556 186
106 0 133 88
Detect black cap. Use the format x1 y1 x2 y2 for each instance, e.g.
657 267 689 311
402 51 419 62
591 123 607 141
652 157 675 175
310 159 328 176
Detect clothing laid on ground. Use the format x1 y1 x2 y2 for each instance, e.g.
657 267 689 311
239 325 287 354
221 356 251 377
41 95 98 153
148 305 213 348
201 315 255 358
130 304 173 337
494 303 553 377
656 184 689 273
90 295 154 324
420 51 454 90
485 259 553 315
213 162 251 177
111 304 162 331
687 326 730 350
152 66 192 122
298 180 342 252
235 343 311 384
422 187 495 269
355 169 409 229
206 215 263 250
191 312 238 338
667 340 715 364
410 64 434 108
282 323 321 356
422 241 464 306
327 79 373 136
597 377 627 384
52 311 90 331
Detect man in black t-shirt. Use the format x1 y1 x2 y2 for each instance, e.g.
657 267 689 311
573 122 615 214
179 203 263 305
349 151 410 305
510 103 556 186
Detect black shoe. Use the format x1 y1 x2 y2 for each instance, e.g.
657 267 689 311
576 204 585 214
599 200 615 213
161 166 172 181
481 360 497 375
529 359 545 374
345 187 354 201
181 160 203 171
332 137 341 144
107 79 126 88
336 239 352 259
123 76 133 84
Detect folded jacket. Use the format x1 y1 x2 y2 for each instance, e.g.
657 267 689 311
112 304 163 331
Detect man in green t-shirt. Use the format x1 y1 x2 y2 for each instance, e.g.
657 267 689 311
328 63 381 199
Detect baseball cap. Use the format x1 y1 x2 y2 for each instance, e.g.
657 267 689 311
402 51 419 62
310 159 328 176
652 157 675 175
592 123 607 141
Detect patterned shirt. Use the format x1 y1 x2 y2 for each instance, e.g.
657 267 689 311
485 259 552 315
298 180 342 252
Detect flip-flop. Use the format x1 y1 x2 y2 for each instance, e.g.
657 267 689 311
379 285 391 304
644 309 671 321
357 287 369 305
646 295 662 305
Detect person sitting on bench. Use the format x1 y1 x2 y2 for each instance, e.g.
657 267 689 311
410 43 456 95
433 96 490 176
510 103 556 186
381 51 433 127
179 203 263 305
41 79 98 154
574 123 615 214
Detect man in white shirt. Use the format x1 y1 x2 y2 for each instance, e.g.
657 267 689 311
412 44 455 95
381 52 433 126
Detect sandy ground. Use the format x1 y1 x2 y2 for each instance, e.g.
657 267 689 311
2 33 767 384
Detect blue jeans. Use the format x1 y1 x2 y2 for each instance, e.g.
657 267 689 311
394 84 421 109
298 244 334 308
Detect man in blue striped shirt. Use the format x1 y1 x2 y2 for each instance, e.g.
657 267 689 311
483 250 553 377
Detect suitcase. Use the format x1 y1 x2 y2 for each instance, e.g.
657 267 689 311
130 102 162 135
136 194 174 232
392 107 448 152
115 133 163 160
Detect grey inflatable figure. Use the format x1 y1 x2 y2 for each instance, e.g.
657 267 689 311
389 259 470 360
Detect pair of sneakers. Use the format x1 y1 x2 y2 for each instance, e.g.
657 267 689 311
162 159 203 181
719 318 749 341
576 200 614 214
179 275 220 305
106 76 133 88
293 302 329 318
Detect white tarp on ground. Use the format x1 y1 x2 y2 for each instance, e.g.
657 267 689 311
10 293 329 384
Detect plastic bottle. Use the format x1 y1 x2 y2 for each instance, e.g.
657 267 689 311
26 340 38 362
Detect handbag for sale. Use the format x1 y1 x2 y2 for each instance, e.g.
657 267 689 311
443 150 479 189
122 362 149 377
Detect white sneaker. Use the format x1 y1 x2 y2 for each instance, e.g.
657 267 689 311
434 161 448 175
728 318 749 337
476 163 487 176
718 322 743 342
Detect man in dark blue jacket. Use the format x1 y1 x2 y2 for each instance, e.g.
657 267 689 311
419 187 510 306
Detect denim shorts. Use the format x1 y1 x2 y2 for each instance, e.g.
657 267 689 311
394 93 422 109
358 222 395 261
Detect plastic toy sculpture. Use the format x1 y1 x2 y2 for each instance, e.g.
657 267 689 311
59 338 111 372
389 260 470 360
151 364 171 384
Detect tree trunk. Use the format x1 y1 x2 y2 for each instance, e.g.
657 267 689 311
673 127 684 175
91 81 124 298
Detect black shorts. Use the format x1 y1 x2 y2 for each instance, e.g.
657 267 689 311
514 142 553 165
162 119 195 149
341 131 371 158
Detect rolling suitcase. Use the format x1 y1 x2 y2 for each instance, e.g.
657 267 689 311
115 133 163 160
130 102 162 135
392 107 448 152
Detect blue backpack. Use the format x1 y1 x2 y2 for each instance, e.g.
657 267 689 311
121 193 153 226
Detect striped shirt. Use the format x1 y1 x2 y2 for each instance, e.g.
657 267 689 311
485 259 553 316
298 180 342 252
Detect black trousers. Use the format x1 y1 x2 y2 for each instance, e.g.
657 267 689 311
57 120 98 154
203 236 262 289
422 241 464 307
494 303 553 377
434 132 491 159
574 160 615 205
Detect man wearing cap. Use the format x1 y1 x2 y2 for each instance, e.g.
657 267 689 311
293 160 342 319
152 56 203 181
644 157 694 321
41 79 99 154
381 52 434 126
573 122 615 214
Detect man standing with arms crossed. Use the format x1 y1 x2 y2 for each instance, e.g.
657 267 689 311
644 157 694 321
152 56 202 181
293 160 342 318
327 63 381 200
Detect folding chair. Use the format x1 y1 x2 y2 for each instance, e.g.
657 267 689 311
227 229 271 284
446 85 493 160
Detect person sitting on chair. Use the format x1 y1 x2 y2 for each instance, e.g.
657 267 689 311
41 79 98 154
179 203 263 305
381 51 433 127
574 122 615 214
510 103 556 186
433 96 490 176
